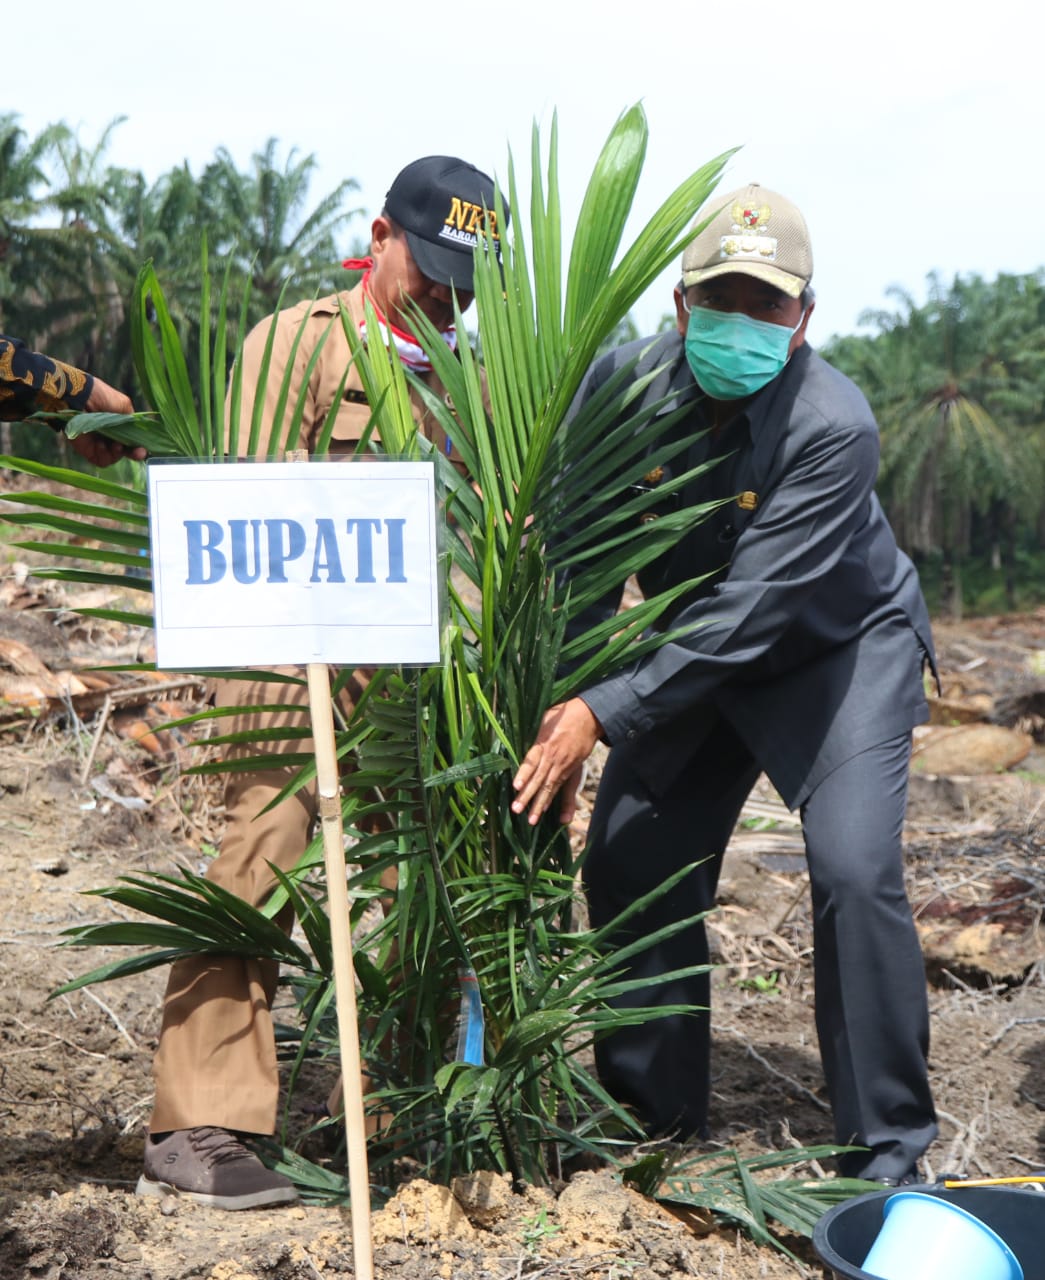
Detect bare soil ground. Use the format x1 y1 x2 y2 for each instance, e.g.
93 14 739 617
1 564 1043 1280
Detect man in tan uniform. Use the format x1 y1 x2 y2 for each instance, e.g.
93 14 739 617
138 156 503 1209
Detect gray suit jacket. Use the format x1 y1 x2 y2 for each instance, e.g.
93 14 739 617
571 333 935 809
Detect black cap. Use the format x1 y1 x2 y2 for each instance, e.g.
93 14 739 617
384 155 507 292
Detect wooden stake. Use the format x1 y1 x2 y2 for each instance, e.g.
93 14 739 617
282 448 371 1273
306 660 373 1279
80 693 113 784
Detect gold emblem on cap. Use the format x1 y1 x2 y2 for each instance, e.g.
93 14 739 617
643 466 664 485
737 491 758 511
722 200 777 263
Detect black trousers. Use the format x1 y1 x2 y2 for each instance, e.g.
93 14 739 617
582 719 937 1181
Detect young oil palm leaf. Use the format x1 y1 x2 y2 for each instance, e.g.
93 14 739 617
0 455 151 625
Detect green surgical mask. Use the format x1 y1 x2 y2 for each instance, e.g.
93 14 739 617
684 306 802 400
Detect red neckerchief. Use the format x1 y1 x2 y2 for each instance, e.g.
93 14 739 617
341 257 457 372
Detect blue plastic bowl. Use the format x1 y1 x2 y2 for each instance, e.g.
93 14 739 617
813 1186 1043 1280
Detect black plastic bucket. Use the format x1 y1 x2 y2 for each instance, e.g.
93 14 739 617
813 1185 1045 1280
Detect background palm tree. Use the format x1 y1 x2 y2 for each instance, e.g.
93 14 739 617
0 113 80 453
0 114 71 331
0 118 366 463
199 138 363 317
26 117 131 376
825 271 1045 618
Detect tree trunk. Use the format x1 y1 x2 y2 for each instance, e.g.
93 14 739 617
1002 508 1018 612
942 548 964 622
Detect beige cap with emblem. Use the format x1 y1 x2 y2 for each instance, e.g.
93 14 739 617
682 182 813 299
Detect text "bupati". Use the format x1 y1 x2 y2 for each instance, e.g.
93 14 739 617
184 518 408 585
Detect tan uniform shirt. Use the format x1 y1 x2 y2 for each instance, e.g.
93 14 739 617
226 280 464 466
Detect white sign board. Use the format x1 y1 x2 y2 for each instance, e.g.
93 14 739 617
147 460 442 669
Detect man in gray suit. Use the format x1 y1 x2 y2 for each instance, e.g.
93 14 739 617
512 183 937 1185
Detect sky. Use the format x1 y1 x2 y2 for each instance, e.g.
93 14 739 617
8 0 1043 345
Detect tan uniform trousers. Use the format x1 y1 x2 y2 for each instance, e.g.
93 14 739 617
149 668 369 1135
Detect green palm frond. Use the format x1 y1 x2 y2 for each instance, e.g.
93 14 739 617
621 1143 872 1255
53 870 318 994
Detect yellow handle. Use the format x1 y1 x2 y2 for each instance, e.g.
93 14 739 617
943 1175 1045 1188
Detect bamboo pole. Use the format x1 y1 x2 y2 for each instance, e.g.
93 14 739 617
284 442 372 1276
306 660 373 1280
